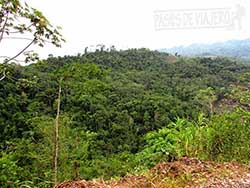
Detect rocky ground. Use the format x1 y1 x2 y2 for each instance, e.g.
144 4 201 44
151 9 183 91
55 157 250 188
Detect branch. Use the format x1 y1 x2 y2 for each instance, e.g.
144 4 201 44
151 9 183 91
2 37 35 41
2 36 52 44
8 23 35 34
0 69 6 81
0 11 9 44
0 56 25 63
4 38 36 63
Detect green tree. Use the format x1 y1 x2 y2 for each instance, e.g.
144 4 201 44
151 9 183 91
0 0 64 64
195 87 217 115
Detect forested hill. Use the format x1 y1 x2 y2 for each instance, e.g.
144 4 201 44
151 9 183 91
160 39 250 60
1 49 250 187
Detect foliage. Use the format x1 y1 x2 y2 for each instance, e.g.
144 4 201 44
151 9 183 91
201 109 250 162
0 49 250 186
0 0 64 63
0 153 22 188
136 109 250 169
195 87 217 115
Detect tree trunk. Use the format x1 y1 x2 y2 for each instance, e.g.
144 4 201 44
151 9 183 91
53 83 61 187
209 102 214 115
73 161 80 180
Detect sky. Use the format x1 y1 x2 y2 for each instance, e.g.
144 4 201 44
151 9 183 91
1 0 250 59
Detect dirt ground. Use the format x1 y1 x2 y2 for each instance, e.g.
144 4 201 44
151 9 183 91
55 157 250 188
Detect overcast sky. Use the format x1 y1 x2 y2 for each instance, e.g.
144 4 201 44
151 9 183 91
2 0 250 59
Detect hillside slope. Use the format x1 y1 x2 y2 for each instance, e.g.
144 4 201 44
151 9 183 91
1 49 250 187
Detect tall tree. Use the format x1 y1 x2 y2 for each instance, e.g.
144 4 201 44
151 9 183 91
53 80 62 186
195 87 217 115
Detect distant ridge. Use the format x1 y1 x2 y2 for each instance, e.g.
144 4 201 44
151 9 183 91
160 39 250 59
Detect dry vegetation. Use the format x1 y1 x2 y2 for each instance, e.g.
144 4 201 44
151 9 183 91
55 157 250 188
